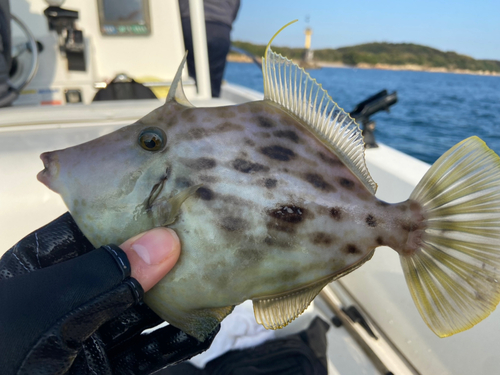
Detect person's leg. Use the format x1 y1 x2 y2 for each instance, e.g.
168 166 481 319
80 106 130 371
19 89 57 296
206 22 231 97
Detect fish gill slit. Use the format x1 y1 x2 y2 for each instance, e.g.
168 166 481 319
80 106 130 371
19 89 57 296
146 168 170 208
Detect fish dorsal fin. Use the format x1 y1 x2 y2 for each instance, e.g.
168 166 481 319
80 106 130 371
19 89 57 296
262 22 377 194
165 52 194 107
252 274 335 329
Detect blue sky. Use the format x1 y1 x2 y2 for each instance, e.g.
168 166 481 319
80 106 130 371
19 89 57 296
231 0 500 61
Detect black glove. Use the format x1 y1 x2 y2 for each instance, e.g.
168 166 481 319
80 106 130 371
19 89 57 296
0 213 218 375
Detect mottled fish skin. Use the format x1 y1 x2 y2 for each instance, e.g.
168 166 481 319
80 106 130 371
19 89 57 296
39 99 424 339
36 28 500 340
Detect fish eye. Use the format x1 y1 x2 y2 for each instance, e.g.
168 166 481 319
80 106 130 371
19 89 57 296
138 127 166 152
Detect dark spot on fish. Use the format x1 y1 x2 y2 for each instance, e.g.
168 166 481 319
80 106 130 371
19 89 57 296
260 145 295 161
273 130 299 143
329 207 342 221
212 273 229 288
185 157 216 170
339 177 355 190
376 200 390 207
266 221 296 234
401 222 413 232
184 128 208 140
181 110 196 122
198 175 219 183
409 201 421 211
344 244 360 255
215 107 236 119
305 173 334 191
318 152 343 167
366 214 377 227
220 217 247 232
278 114 297 127
249 104 262 113
167 116 179 128
256 131 271 139
232 158 270 174
311 232 335 246
376 237 384 245
220 194 250 207
276 269 300 283
264 235 293 247
196 187 214 201
175 176 192 188
257 116 276 128
265 178 277 189
244 138 256 146
356 192 370 201
215 121 244 132
236 247 265 265
268 205 305 223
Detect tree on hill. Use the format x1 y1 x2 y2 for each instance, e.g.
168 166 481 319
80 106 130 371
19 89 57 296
230 41 500 73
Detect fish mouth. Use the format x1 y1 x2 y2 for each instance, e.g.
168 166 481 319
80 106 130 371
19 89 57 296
37 152 59 191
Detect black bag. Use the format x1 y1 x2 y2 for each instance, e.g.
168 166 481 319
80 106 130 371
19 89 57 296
160 317 330 375
93 78 157 101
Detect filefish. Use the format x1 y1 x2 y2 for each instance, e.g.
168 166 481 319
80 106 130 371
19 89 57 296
37 23 500 341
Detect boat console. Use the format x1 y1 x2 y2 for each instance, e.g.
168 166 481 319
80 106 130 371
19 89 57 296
5 0 197 106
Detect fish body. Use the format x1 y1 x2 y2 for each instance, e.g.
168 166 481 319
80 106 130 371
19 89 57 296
38 26 500 341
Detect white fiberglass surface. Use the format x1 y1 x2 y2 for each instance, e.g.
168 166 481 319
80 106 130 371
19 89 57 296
2 104 500 374
341 145 500 375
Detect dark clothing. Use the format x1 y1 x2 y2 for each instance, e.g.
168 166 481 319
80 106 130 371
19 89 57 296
178 0 240 97
181 19 231 98
178 0 240 28
161 317 330 375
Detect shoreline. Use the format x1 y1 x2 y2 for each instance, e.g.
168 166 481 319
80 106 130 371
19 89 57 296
227 54 500 77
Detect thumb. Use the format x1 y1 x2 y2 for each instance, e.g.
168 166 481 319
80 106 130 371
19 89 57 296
119 228 181 292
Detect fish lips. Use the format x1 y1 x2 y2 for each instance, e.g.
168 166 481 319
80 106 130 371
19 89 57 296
37 151 60 192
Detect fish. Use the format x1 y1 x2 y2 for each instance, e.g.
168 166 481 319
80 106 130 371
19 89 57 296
37 22 500 341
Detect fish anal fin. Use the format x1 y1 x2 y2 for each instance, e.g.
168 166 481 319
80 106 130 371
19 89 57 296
253 275 334 330
164 51 194 108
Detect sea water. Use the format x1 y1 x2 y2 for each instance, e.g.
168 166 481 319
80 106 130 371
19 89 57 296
224 62 500 164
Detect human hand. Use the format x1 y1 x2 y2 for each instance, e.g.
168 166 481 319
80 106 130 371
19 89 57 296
0 213 218 375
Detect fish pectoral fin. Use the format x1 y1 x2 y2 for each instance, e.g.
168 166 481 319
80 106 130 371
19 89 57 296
153 184 202 226
252 275 335 330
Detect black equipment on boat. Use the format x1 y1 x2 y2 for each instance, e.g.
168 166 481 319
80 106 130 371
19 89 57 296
0 0 40 108
0 0 12 107
44 5 86 71
92 73 157 101
350 89 398 148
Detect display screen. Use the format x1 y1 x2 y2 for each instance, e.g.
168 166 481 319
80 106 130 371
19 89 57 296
98 0 151 36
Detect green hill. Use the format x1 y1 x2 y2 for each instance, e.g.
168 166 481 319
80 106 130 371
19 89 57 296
231 41 500 74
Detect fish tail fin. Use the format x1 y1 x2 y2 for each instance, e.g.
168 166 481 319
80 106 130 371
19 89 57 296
402 136 500 337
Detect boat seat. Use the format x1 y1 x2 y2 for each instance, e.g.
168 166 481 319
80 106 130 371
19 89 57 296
93 73 157 101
